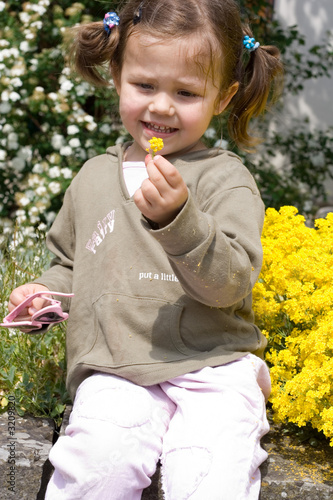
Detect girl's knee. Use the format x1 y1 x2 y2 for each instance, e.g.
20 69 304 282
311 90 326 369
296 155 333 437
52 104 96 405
161 446 212 500
47 426 156 499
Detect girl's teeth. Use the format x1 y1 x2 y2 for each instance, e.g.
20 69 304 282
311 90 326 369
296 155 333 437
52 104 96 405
146 123 173 133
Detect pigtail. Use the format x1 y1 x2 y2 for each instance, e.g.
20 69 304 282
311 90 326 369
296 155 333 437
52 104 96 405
70 21 120 87
228 28 284 151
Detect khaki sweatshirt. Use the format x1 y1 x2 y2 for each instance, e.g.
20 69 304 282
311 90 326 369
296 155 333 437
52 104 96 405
35 144 266 400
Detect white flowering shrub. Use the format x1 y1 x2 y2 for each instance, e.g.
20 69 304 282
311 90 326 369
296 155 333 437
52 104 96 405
0 0 125 234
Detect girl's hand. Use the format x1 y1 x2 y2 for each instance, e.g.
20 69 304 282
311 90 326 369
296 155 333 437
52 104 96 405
133 154 188 227
8 283 50 331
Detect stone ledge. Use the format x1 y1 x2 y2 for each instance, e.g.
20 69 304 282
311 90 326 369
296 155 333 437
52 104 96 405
0 412 54 499
259 417 333 500
0 406 332 499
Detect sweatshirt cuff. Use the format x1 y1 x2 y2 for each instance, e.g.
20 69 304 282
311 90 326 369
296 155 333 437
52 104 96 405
142 191 210 256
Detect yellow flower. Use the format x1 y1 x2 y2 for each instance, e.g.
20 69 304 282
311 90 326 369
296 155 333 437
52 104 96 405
253 206 333 445
1 397 8 408
146 137 164 157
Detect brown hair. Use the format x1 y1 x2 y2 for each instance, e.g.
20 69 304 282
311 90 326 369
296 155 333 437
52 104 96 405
70 0 283 150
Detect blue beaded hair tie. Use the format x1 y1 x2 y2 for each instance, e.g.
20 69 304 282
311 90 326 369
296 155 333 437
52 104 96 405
103 12 120 35
243 35 260 52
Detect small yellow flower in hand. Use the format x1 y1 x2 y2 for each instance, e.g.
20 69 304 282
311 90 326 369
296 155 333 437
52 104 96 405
146 137 164 158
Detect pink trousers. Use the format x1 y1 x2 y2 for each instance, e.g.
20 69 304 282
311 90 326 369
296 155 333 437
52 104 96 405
46 354 271 500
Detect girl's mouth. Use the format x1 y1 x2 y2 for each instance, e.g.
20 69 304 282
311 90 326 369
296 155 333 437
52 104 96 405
143 122 178 135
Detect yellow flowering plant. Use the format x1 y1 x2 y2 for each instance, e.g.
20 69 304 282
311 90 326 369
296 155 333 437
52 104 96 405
146 137 164 157
253 206 333 445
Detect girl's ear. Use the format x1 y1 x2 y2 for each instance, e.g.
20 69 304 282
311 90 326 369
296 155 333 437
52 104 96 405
214 82 239 115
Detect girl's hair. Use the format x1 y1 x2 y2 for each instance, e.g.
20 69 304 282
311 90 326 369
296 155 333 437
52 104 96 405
71 0 283 150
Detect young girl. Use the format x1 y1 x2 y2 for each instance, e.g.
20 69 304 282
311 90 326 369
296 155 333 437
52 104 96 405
7 0 283 498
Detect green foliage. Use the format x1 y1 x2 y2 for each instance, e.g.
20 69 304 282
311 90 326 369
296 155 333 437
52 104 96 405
247 122 333 213
0 229 70 424
236 2 333 214
239 1 333 92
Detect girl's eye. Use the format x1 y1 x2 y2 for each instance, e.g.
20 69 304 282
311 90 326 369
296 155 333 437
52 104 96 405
179 90 198 98
137 83 153 90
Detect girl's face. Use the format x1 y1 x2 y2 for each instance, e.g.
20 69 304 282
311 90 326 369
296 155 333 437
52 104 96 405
114 32 236 161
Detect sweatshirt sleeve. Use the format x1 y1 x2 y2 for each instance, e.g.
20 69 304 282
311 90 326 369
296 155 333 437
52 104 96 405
143 173 265 309
33 186 76 312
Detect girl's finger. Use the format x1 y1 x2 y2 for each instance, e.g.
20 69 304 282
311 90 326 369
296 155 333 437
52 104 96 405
150 155 182 188
30 297 50 313
145 163 169 195
135 178 160 207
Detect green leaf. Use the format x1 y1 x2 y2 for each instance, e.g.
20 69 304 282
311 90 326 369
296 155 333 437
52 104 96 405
50 403 65 418
8 365 16 384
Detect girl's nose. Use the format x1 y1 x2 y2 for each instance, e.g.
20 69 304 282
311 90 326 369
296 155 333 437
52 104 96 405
148 93 175 116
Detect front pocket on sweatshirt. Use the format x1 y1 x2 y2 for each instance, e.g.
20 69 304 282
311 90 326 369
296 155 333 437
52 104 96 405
92 293 196 366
